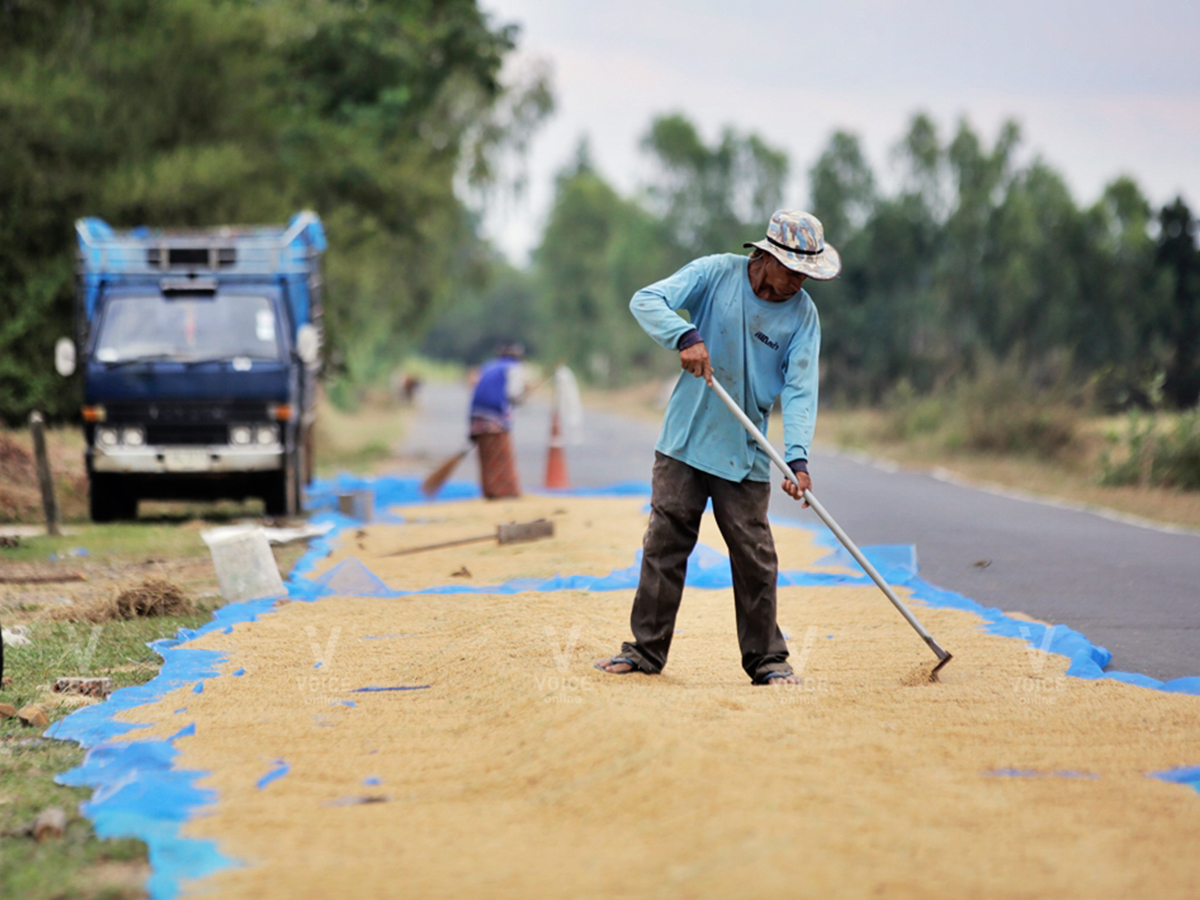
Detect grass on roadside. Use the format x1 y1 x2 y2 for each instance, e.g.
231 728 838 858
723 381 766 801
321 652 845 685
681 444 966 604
0 739 148 900
1 606 220 900
1 521 217 564
1 522 307 900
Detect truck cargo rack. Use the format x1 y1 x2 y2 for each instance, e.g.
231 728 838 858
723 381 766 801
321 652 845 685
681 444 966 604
75 212 326 326
76 211 325 278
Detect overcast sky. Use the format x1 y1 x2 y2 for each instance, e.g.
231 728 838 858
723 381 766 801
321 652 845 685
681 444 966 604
478 0 1200 262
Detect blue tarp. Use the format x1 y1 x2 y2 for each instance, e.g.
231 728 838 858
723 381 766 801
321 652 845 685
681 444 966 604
1152 766 1200 792
54 725 232 899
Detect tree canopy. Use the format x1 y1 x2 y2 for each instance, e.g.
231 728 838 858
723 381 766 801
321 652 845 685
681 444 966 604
809 114 1190 407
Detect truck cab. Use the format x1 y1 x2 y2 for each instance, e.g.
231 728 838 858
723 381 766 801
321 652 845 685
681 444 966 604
59 213 325 521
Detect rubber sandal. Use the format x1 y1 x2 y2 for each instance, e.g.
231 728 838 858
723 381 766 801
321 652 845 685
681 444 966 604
762 671 798 684
594 657 640 674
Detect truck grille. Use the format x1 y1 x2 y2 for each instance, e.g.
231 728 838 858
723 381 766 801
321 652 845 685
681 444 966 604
101 401 267 445
145 423 231 445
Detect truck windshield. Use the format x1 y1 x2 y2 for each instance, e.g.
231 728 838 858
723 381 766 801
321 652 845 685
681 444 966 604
94 293 282 364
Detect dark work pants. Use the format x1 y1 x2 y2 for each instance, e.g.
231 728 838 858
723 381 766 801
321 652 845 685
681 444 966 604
620 452 792 683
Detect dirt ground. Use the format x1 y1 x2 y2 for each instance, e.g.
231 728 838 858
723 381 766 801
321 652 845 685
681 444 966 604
102 495 1200 899
0 429 90 524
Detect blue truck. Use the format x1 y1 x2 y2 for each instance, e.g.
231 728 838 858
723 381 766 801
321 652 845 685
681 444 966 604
56 212 326 521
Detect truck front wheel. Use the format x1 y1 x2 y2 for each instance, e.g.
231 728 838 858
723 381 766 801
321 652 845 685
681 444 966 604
89 475 138 522
263 453 300 519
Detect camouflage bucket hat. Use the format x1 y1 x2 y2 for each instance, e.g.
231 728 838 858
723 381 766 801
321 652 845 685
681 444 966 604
744 210 841 280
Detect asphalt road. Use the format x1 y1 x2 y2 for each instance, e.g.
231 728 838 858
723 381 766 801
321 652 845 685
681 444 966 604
402 380 1199 681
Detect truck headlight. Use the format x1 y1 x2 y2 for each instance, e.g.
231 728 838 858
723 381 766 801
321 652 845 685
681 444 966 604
230 425 252 446
255 424 278 445
122 426 145 447
97 426 119 447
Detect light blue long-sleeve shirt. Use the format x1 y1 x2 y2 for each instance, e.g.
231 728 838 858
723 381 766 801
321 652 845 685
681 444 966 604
630 253 820 483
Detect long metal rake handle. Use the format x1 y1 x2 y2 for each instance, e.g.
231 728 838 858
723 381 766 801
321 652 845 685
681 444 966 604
708 377 950 664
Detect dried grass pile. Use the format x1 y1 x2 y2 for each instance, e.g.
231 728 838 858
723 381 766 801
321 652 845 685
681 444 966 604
114 578 192 618
56 578 192 623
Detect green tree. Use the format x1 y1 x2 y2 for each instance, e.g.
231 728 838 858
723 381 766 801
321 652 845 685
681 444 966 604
420 261 543 366
940 117 1022 357
893 112 948 224
1069 176 1166 406
981 160 1083 359
640 113 788 260
534 144 675 384
1156 198 1200 407
808 122 946 401
809 130 876 241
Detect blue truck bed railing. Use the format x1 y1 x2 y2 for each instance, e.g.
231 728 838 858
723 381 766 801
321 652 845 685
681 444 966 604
76 212 326 328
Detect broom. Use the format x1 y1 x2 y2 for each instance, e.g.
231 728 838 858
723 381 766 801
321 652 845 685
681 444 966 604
420 444 474 497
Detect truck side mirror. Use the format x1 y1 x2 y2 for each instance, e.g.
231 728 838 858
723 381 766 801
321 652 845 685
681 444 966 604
296 324 319 366
55 337 76 377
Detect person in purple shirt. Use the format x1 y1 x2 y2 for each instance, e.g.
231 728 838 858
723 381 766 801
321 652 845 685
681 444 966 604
469 342 527 498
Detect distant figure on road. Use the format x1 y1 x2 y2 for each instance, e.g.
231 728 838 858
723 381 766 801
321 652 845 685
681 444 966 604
390 369 422 405
469 342 527 499
597 210 841 685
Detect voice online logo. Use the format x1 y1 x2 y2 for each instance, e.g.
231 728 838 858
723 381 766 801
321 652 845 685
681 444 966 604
536 625 595 704
774 626 832 704
1012 624 1067 704
294 625 353 704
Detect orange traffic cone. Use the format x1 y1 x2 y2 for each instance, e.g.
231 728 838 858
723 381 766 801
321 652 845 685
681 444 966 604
544 408 570 489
